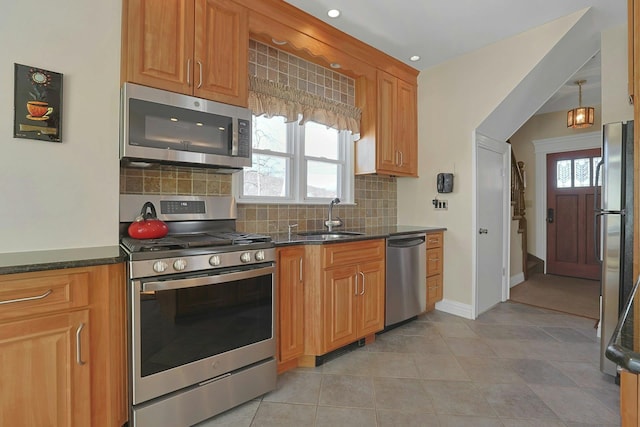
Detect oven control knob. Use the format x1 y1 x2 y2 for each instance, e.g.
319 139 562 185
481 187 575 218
153 261 168 273
173 259 187 271
240 252 252 263
255 250 265 261
209 255 221 266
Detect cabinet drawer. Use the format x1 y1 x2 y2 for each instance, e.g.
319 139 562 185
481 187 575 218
427 247 443 276
427 275 443 304
426 232 443 248
0 271 90 321
323 239 385 267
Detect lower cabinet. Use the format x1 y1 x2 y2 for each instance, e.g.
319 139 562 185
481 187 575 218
0 309 91 426
426 232 444 311
0 264 127 427
301 239 385 364
276 246 305 373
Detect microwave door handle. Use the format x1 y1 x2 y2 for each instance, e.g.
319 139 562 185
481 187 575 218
231 118 239 156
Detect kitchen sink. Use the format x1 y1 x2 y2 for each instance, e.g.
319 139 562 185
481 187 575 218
296 230 364 239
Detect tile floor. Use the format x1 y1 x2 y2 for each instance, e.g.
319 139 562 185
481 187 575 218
196 302 620 427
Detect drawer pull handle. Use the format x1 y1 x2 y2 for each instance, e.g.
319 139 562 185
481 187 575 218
428 258 440 262
428 239 439 243
76 323 86 366
0 288 53 305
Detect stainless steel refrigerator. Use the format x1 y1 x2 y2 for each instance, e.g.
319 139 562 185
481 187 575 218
597 120 634 376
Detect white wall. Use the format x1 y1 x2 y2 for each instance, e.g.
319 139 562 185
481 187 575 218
509 22 632 258
601 24 634 124
0 1 121 253
398 9 593 306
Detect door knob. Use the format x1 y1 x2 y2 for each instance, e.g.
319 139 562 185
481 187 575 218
479 228 488 234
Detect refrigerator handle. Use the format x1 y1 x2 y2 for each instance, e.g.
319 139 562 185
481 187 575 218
594 159 603 213
594 212 603 263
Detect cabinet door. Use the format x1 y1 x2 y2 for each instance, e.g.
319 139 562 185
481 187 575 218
357 259 385 337
0 310 90 427
376 70 399 173
125 0 195 94
277 246 305 363
323 265 358 352
427 247 443 276
194 0 248 106
427 275 443 306
396 79 418 176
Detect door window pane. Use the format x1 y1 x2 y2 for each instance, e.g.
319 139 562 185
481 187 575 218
304 122 339 159
243 154 287 197
556 160 572 188
574 158 591 187
306 161 338 198
252 115 287 152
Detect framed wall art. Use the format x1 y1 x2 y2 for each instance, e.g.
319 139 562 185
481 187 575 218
14 63 63 143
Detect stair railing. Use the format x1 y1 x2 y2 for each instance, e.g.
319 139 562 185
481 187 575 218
510 147 529 279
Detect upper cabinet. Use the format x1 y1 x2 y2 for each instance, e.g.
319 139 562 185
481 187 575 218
122 0 248 107
375 70 418 176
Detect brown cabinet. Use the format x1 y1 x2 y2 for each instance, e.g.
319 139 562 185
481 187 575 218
123 0 248 106
426 232 444 310
303 240 385 361
276 246 305 372
374 70 418 177
0 265 127 427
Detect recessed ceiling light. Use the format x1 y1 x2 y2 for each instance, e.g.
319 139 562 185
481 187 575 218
272 38 288 46
170 117 178 122
330 63 341 69
327 9 340 18
410 55 421 62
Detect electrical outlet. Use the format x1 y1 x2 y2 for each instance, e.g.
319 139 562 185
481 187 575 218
433 199 448 210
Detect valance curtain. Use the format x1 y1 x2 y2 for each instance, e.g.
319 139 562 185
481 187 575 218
248 75 362 135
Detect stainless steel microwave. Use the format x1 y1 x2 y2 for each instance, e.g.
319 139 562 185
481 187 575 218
120 83 252 170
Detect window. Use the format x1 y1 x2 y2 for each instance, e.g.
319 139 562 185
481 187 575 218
235 115 354 204
555 155 602 189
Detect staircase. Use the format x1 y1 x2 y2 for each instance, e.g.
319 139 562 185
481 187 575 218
509 144 533 280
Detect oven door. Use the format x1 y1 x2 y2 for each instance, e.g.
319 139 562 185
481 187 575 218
130 263 275 405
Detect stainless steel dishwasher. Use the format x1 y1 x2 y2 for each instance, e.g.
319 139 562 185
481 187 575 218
385 233 427 327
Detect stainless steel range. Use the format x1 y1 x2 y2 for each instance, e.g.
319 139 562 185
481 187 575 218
120 194 276 427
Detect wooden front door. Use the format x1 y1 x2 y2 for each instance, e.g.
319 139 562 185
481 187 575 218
546 148 602 279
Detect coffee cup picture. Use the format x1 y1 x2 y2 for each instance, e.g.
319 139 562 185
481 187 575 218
14 63 63 142
26 101 53 119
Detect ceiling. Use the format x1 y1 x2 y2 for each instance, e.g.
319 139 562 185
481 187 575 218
283 0 628 114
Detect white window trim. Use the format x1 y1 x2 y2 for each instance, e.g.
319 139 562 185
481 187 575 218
233 120 355 205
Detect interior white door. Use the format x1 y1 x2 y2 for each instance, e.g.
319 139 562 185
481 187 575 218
476 136 508 315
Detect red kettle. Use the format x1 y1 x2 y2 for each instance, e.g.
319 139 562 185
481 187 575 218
127 201 169 240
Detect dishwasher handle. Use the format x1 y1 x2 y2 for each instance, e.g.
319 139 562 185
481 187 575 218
387 235 426 248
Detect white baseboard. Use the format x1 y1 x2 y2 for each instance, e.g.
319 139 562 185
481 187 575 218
435 299 474 319
510 272 525 288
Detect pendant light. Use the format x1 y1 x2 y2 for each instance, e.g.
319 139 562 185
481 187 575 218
566 80 595 128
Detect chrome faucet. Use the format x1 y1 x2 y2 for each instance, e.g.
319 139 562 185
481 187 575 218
324 198 343 231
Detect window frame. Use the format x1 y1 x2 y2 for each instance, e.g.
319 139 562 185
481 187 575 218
233 116 354 205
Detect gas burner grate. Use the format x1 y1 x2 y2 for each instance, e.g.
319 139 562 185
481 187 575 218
212 232 272 244
121 236 189 253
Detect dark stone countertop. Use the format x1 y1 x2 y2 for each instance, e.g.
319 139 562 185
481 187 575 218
270 225 446 246
0 246 124 276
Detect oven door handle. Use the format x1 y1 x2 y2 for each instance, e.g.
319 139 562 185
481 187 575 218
142 265 275 292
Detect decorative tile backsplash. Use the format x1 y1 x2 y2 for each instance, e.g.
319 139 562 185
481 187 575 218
120 166 397 233
249 39 356 107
